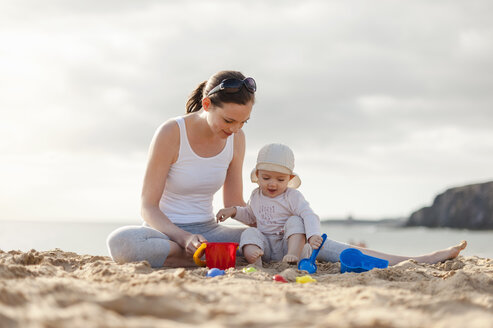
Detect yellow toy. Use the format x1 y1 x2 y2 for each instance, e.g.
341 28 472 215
296 275 317 283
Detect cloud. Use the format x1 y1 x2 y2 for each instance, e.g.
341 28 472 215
1 1 492 220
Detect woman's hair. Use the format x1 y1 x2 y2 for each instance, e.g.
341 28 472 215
185 70 255 113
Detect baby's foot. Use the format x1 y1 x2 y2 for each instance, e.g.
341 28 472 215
300 243 312 259
282 254 299 264
243 245 264 267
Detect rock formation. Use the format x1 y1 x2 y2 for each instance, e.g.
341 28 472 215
406 181 493 230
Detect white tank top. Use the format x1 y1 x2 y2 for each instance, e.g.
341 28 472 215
159 116 234 224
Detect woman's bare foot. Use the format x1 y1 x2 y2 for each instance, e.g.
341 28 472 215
417 240 467 264
448 240 467 258
282 254 299 264
243 244 263 267
357 241 468 266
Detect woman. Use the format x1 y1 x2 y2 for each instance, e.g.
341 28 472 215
107 70 256 267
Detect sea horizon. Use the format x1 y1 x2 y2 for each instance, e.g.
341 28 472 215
1 219 491 260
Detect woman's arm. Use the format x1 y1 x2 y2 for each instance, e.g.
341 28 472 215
140 120 202 253
222 130 246 207
222 130 258 228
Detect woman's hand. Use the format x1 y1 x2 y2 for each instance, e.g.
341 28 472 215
183 234 207 255
308 235 323 249
216 207 237 223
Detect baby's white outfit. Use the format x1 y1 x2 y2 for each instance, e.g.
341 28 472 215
235 187 321 262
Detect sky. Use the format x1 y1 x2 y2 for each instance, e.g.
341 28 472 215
1 0 492 223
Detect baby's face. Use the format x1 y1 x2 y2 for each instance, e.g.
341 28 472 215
256 170 293 198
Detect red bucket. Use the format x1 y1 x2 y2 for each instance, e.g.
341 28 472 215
193 242 239 270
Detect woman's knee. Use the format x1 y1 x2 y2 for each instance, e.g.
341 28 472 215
317 238 351 263
106 226 140 263
106 225 171 266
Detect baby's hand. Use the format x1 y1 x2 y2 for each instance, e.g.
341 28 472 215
216 207 237 223
308 235 323 249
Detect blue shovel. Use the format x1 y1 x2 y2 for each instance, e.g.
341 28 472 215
298 233 327 274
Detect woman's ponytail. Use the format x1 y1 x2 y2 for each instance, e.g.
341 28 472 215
185 71 255 114
185 81 207 113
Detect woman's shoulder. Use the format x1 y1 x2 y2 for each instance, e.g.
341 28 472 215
150 117 182 156
154 117 181 141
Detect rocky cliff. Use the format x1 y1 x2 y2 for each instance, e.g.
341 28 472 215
406 181 493 230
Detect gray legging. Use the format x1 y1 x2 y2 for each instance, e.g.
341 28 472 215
106 220 245 267
107 219 351 267
317 238 352 263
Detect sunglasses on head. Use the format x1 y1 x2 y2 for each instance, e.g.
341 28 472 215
207 77 257 97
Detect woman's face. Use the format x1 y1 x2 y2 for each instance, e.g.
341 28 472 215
206 101 253 138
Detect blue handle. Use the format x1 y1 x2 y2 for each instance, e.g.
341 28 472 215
309 233 327 262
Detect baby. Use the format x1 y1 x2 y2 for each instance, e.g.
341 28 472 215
217 143 323 266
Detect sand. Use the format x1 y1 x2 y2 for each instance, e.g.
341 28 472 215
0 249 492 328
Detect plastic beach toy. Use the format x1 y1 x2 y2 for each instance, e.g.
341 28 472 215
296 275 317 284
193 242 239 270
207 268 225 277
339 248 389 273
273 275 288 283
298 233 327 274
242 267 257 273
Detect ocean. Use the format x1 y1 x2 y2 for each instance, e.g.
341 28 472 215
0 220 491 259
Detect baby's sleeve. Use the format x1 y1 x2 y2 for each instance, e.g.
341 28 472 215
233 205 256 225
288 189 321 239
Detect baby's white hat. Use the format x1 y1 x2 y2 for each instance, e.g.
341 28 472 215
250 143 301 189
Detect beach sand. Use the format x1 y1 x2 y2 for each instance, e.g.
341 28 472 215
0 249 492 328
